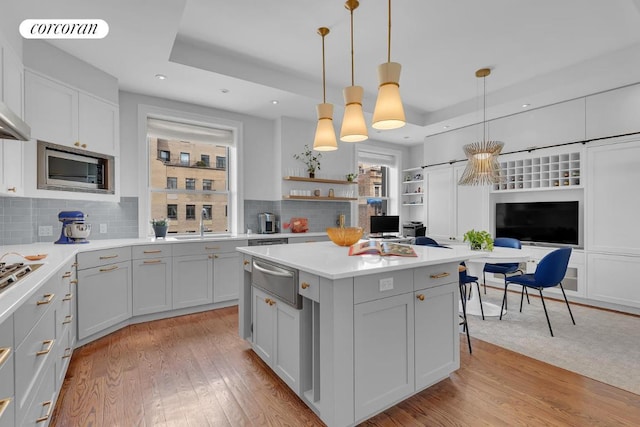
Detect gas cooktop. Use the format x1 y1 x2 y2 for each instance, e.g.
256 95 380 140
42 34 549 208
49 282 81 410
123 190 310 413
0 262 43 292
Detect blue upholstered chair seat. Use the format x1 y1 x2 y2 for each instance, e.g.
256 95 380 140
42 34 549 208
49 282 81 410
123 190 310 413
502 273 537 287
484 263 520 275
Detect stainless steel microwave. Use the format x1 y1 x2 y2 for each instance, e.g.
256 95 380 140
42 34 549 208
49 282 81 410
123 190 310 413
37 141 114 194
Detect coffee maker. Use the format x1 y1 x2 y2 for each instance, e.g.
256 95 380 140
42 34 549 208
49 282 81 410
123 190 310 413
258 213 276 234
55 211 91 244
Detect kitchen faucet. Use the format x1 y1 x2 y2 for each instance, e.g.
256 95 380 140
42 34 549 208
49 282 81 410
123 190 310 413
200 207 208 237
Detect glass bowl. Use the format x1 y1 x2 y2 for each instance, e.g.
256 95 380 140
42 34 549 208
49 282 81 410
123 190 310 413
326 227 364 246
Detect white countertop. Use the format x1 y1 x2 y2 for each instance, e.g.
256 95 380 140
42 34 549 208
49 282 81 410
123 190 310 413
0 232 327 323
237 240 481 280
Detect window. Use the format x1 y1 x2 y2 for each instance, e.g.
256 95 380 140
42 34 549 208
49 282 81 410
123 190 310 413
356 149 400 233
186 204 196 220
158 150 170 162
216 156 226 169
148 117 234 235
203 204 212 219
200 154 210 167
180 152 190 166
167 204 177 219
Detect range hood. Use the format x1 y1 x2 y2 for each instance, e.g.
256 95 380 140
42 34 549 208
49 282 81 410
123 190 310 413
0 100 30 141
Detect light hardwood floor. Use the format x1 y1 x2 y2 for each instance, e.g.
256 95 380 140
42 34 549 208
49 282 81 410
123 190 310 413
51 306 640 426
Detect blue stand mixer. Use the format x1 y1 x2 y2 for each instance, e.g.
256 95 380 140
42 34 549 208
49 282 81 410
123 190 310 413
55 211 91 244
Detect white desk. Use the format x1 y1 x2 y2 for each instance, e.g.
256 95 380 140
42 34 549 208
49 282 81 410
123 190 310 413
463 247 531 317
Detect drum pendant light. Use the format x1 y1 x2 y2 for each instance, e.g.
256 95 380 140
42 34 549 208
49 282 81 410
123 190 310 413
340 0 368 143
372 0 406 130
458 68 504 186
313 27 338 151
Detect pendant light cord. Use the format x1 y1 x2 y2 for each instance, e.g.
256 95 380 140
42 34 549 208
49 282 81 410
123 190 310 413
483 75 486 142
387 0 391 63
350 7 355 86
322 32 327 103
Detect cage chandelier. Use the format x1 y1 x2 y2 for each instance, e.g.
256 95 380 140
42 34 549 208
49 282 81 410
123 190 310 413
458 68 504 186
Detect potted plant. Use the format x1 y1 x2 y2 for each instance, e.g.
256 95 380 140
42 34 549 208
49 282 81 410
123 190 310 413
293 144 322 178
346 173 357 182
463 229 494 251
151 218 169 238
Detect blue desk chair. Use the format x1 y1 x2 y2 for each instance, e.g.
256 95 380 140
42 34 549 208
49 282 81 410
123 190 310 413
502 247 575 337
414 236 441 247
459 262 484 321
483 237 528 308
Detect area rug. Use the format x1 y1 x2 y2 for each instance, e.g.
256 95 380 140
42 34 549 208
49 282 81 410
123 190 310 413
465 286 640 395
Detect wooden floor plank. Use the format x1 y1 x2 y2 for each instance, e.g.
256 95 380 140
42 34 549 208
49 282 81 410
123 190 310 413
51 306 640 427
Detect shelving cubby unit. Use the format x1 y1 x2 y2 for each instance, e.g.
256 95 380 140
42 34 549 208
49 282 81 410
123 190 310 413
493 151 581 192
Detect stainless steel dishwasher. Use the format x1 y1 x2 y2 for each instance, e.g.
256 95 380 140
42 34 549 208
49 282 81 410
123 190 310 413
251 258 301 309
248 237 289 246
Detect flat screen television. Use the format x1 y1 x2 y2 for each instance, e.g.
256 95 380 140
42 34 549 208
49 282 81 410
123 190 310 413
495 201 579 246
370 215 400 235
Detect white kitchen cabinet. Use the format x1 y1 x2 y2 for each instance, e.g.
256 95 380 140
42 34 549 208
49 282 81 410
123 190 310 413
24 70 119 155
587 253 640 309
132 244 173 315
425 164 488 242
454 164 489 240
354 292 415 420
0 315 15 427
414 282 459 390
586 138 640 256
172 240 248 309
425 165 454 241
172 254 213 309
212 251 241 303
251 286 306 394
0 41 25 196
0 140 23 195
77 260 132 340
133 258 173 315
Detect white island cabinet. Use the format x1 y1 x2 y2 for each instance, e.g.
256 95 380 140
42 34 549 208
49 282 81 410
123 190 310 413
237 241 476 426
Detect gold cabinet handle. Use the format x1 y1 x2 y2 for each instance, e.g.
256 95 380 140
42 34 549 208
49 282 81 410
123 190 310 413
71 262 78 267
81 143 87 148
62 272 72 278
143 259 162 264
63 315 73 324
36 340 54 356
143 249 162 254
264 297 276 306
99 265 118 272
63 293 73 301
416 294 425 301
62 347 72 359
301 282 310 289
70 279 78 284
0 347 10 368
208 254 219 259
7 187 16 192
37 293 54 305
0 398 11 420
430 272 450 279
74 141 81 147
99 254 118 260
36 400 53 423
243 260 250 265
205 246 220 250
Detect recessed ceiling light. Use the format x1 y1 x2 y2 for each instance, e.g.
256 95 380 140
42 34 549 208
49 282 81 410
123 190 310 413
443 125 450 129
220 88 229 94
522 103 530 108
155 74 167 80
403 136 410 139
271 100 279 105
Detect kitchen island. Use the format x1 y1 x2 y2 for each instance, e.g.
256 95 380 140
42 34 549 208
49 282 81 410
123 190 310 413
236 241 478 427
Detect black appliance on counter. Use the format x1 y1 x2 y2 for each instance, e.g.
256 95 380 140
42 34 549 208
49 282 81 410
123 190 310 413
403 221 426 237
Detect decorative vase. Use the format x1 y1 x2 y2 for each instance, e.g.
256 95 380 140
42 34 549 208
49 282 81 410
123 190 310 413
309 172 315 179
153 225 168 238
470 242 482 250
